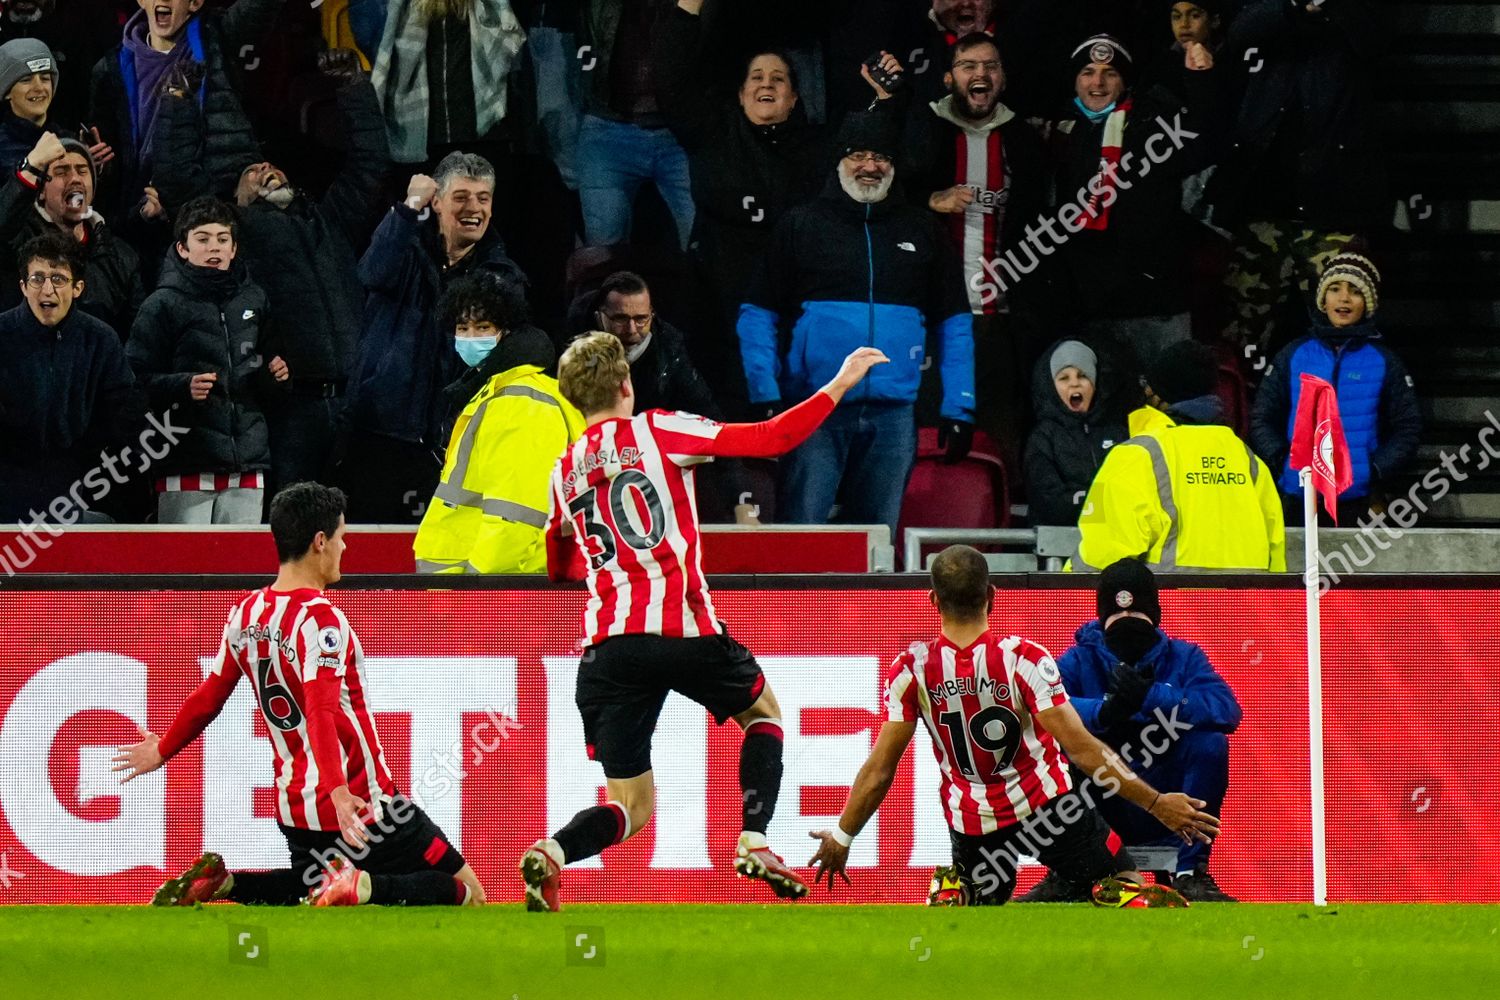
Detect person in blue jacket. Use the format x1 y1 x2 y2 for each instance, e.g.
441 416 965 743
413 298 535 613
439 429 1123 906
736 109 976 540
1052 557 1241 902
1250 252 1420 525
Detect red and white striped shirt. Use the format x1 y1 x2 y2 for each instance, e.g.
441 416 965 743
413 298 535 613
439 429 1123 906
547 398 836 646
886 631 1072 835
159 587 397 832
155 472 265 493
946 123 1010 315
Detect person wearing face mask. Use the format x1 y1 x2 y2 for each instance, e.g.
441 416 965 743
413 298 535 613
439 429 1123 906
1046 558 1241 902
1045 33 1217 369
414 272 582 574
337 151 525 523
152 50 392 497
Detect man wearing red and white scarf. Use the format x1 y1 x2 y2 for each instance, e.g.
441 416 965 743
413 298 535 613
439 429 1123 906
1046 33 1217 374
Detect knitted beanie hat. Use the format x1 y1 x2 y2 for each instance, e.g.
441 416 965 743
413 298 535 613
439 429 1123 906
1317 252 1381 315
1070 35 1133 84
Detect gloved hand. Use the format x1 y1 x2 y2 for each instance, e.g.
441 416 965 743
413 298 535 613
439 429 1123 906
938 421 974 464
1096 662 1153 730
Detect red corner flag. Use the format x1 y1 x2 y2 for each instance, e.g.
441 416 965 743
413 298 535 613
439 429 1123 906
1288 373 1353 524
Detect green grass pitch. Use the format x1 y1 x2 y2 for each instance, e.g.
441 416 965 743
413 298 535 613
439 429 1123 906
3 903 1496 999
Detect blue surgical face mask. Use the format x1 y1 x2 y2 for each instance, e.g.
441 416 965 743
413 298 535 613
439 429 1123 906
455 335 498 367
1074 96 1118 123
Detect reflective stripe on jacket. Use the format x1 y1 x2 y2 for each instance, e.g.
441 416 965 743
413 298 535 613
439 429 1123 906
1075 406 1286 573
414 365 585 574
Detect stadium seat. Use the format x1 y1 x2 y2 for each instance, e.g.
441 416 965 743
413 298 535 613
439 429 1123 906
1214 342 1251 440
898 428 1010 561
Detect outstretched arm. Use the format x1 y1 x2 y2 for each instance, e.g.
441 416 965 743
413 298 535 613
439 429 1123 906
699 347 891 458
112 665 240 781
1037 702 1219 845
807 721 916 889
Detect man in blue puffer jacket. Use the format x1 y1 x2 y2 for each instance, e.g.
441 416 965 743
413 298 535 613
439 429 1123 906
737 110 975 539
1250 252 1420 525
1050 558 1242 903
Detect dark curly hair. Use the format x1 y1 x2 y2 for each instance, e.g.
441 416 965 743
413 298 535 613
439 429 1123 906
439 271 530 332
17 231 84 282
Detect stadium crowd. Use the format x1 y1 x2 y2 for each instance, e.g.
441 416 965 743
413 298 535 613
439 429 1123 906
0 0 1414 573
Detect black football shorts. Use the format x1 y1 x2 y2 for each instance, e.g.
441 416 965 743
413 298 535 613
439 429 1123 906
575 628 766 779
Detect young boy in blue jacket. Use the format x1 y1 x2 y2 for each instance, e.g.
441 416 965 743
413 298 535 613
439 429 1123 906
1250 252 1420 525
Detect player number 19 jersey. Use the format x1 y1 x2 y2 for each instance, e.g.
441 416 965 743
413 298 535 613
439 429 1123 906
886 632 1073 835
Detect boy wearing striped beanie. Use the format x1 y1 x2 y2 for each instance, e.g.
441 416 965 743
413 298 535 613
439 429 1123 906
1248 252 1421 523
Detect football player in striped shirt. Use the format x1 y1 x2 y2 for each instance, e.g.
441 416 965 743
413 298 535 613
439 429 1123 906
519 332 888 911
807 544 1218 905
113 483 485 907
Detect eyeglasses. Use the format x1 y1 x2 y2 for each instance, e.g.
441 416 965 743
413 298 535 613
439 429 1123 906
954 60 1002 73
844 151 892 165
25 273 72 289
601 310 654 330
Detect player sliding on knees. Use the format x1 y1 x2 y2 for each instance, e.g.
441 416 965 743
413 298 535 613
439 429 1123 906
519 333 889 911
113 483 485 908
807 544 1219 907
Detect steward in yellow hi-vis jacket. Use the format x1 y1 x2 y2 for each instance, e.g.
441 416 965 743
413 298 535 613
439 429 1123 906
415 364 586 573
1073 343 1285 573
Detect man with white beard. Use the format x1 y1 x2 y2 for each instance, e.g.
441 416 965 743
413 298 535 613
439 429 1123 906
738 111 975 541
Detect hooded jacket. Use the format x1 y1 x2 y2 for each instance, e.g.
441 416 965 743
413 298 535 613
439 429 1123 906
346 202 526 446
0 170 145 338
0 301 143 520
1250 316 1420 499
1024 339 1128 526
737 170 975 422
125 252 274 475
1075 398 1285 572
1057 619 1243 738
152 80 392 381
90 0 284 220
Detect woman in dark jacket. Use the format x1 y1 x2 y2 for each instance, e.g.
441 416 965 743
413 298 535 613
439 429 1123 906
1024 338 1130 526
653 1 892 410
126 207 283 524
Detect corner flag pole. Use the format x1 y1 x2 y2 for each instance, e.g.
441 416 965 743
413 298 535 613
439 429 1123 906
1300 468 1328 907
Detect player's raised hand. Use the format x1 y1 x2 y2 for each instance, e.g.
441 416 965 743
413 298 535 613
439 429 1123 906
807 830 853 891
823 347 890 401
112 726 163 783
1148 792 1220 845
332 785 371 847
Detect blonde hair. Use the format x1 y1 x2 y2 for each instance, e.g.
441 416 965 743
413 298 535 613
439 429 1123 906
559 331 631 416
